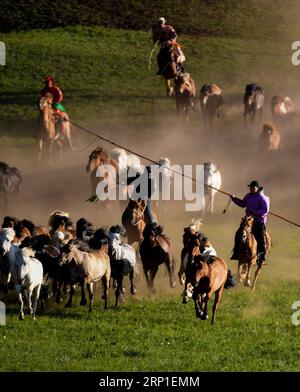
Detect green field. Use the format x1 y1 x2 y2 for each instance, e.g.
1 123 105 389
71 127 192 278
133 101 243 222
1 1 300 373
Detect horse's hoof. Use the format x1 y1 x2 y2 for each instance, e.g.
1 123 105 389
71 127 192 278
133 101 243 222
170 281 176 289
182 296 189 304
201 313 208 320
80 298 87 306
131 287 137 295
32 316 36 321
122 287 126 294
244 280 251 288
19 314 24 321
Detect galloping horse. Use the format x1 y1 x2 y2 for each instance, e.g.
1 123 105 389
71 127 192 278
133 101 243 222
157 42 181 96
243 84 265 123
121 199 147 246
0 162 22 211
199 83 223 125
37 94 73 163
271 96 295 124
139 223 176 295
237 215 271 290
259 123 281 152
174 73 196 122
86 147 119 208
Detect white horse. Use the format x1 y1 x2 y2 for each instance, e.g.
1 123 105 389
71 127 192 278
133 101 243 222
203 162 222 213
0 228 43 319
108 227 137 306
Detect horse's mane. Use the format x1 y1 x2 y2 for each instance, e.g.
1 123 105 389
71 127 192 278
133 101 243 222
188 218 203 234
262 123 278 135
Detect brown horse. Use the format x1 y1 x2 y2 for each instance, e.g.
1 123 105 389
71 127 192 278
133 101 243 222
37 94 73 163
237 216 271 290
190 250 228 324
271 96 295 123
157 42 182 95
259 123 281 151
139 223 176 295
86 147 120 208
174 73 196 122
121 199 147 246
199 83 223 125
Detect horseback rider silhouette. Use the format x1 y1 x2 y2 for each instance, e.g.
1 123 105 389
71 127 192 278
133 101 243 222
230 180 270 265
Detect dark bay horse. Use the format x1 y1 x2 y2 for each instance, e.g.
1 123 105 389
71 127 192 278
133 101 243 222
139 223 176 295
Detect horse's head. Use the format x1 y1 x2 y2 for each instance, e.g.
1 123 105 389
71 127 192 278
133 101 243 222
128 199 146 226
0 228 15 256
86 147 108 172
39 93 53 110
240 216 254 239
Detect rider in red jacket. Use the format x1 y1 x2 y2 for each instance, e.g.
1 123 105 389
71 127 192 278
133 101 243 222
40 76 66 136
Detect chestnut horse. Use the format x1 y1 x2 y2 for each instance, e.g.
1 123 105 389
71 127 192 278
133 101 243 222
121 199 147 246
86 147 119 209
184 233 228 324
237 215 271 290
271 96 294 123
259 123 281 151
37 94 73 163
139 223 176 295
174 73 196 122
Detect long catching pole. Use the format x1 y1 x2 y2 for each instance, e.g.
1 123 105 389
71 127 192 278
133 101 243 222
65 118 300 228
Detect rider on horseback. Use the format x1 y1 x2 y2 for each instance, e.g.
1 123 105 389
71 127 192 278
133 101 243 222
230 180 270 265
40 76 67 137
127 165 157 226
153 17 185 75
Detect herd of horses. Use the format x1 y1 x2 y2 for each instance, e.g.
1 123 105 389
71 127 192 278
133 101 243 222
0 206 270 324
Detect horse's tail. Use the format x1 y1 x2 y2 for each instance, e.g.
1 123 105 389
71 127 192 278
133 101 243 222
224 269 235 289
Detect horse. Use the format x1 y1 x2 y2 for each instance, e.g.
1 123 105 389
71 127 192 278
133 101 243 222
243 84 265 123
174 73 196 122
59 240 111 311
139 223 176 295
259 123 281 151
199 83 223 125
37 94 73 163
178 222 217 304
157 42 182 96
121 199 148 246
271 96 295 124
86 146 120 209
0 162 22 211
203 162 222 214
237 215 271 290
108 225 137 306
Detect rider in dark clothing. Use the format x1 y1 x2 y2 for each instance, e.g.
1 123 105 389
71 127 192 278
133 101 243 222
230 180 270 264
127 165 156 225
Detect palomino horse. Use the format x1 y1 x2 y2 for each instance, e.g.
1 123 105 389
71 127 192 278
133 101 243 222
243 84 265 123
174 73 196 122
157 42 184 96
259 123 281 152
139 223 176 295
237 216 271 290
199 83 223 125
86 147 120 208
271 96 295 124
37 94 73 163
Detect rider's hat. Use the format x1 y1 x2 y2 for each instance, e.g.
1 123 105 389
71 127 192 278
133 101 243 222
43 75 55 84
248 180 260 188
158 17 166 24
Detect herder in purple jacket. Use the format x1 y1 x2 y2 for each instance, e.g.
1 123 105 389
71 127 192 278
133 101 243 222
230 180 270 264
